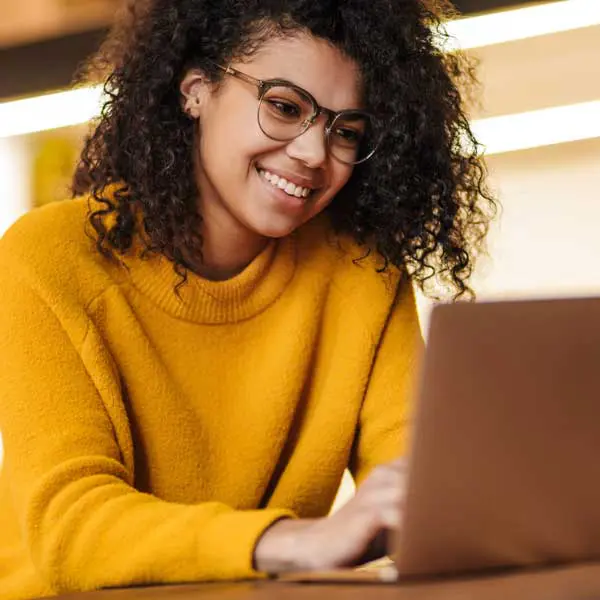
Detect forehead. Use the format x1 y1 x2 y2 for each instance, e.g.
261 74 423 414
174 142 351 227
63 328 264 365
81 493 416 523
236 34 363 110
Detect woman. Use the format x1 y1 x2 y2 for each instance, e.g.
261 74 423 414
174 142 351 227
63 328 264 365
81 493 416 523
0 0 495 597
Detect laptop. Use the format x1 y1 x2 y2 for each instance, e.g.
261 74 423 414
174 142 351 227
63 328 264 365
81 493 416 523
280 297 600 583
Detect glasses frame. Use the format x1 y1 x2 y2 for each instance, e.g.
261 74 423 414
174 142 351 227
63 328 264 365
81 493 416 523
215 64 379 165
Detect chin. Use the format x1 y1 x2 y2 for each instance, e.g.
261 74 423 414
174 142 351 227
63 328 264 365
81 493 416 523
240 207 307 239
253 221 299 239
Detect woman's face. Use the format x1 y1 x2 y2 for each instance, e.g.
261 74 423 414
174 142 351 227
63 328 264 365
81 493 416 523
181 34 362 241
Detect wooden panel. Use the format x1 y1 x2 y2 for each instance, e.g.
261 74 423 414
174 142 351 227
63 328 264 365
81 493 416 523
0 0 119 48
467 25 600 119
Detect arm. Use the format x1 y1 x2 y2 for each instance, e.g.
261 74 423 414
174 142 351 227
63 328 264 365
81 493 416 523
254 279 422 572
349 278 423 485
0 271 293 594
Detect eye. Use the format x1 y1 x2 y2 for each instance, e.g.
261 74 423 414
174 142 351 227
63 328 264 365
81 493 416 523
265 99 302 120
333 127 362 145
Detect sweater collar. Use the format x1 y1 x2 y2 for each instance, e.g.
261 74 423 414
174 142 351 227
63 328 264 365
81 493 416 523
124 235 297 324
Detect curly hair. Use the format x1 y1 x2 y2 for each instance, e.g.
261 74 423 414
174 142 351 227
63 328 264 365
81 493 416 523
73 0 497 300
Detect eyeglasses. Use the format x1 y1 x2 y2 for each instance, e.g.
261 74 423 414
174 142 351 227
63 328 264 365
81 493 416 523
215 64 380 165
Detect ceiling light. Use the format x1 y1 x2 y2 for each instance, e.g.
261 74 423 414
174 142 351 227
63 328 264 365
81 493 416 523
472 101 600 155
444 0 600 51
0 86 104 139
1 94 599 158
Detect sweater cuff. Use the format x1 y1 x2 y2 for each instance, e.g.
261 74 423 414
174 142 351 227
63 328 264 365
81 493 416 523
199 508 296 579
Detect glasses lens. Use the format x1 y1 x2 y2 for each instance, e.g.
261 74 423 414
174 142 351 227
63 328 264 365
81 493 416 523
328 112 378 165
258 85 314 142
258 85 380 165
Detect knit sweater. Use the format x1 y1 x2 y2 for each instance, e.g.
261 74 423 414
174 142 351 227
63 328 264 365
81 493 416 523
0 197 421 599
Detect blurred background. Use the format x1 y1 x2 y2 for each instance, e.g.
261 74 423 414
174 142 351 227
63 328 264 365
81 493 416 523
1 0 599 301
1 0 599 479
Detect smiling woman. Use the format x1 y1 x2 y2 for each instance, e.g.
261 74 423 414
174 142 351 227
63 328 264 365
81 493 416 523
73 0 495 296
0 1 495 598
175 35 365 261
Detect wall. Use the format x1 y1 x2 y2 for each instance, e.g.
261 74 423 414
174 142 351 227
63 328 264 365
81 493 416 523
476 138 600 300
0 137 31 237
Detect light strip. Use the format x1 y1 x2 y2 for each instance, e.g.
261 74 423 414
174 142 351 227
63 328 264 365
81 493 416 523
444 0 600 51
0 86 104 139
0 1 599 138
0 86 599 155
473 101 600 155
0 94 599 157
0 1 599 140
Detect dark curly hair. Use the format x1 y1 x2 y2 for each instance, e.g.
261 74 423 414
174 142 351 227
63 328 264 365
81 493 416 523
73 0 497 300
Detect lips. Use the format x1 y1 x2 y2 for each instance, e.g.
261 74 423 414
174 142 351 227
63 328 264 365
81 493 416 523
255 164 319 193
257 168 313 199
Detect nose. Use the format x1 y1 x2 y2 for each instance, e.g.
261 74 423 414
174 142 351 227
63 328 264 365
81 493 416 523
285 119 328 169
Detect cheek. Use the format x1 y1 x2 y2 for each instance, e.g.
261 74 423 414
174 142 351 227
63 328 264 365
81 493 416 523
199 96 260 161
202 120 281 177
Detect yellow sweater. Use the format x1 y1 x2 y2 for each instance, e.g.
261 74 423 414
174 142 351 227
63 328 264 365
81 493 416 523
0 198 420 599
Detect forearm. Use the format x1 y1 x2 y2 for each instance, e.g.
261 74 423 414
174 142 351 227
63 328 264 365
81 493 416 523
254 518 319 573
28 458 294 593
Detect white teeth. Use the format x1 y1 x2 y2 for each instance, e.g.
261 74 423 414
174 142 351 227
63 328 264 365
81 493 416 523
258 169 313 198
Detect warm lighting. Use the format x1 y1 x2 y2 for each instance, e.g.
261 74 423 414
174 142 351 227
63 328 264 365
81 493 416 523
2 0 600 159
473 101 600 156
444 0 600 51
1 87 599 155
1 1 600 139
0 137 30 236
0 86 104 139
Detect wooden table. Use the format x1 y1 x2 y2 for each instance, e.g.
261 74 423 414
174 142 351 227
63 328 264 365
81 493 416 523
54 563 600 600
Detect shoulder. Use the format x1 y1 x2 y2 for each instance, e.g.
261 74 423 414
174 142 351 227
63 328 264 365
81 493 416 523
294 213 415 321
0 197 123 314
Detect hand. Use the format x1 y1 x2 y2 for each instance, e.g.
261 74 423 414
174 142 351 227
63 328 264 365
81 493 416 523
254 458 408 573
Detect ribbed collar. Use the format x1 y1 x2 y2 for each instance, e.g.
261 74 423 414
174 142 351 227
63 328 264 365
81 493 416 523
124 236 297 324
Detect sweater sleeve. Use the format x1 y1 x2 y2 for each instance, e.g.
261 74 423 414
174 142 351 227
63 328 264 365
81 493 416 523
349 279 424 486
0 270 294 594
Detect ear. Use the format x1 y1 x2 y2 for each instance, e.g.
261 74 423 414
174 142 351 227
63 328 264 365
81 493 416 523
180 69 212 119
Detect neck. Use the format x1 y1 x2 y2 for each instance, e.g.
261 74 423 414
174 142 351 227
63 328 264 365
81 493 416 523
192 217 269 281
193 182 269 282
192 147 270 281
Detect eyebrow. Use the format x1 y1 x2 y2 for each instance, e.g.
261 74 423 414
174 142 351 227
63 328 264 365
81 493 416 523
265 77 297 87
262 75 365 113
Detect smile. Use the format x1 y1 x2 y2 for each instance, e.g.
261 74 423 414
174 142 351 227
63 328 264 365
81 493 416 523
257 168 313 199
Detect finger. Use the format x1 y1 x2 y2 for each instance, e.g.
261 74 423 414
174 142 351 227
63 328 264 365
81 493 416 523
371 458 410 480
388 456 408 466
374 484 407 507
379 506 402 529
361 465 407 492
382 457 410 473
355 485 407 522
